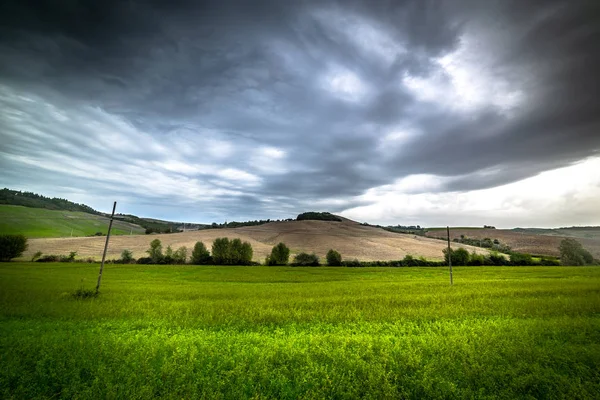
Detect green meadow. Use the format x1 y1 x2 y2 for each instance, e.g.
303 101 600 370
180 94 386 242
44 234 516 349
0 205 145 238
1 264 599 399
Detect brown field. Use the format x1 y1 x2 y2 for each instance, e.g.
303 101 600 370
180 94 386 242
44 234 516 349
22 219 491 262
425 228 600 258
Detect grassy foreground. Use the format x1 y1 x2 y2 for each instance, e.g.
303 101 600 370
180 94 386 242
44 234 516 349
0 205 145 238
1 264 599 399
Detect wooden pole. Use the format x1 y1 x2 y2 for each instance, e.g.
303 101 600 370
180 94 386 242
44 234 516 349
447 226 453 285
96 201 116 294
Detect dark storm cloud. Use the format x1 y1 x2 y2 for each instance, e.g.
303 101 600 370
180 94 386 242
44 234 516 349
1 0 599 222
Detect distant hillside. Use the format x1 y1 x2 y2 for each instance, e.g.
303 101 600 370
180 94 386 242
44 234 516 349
513 227 600 240
426 228 600 259
0 205 145 238
23 218 492 262
0 188 99 214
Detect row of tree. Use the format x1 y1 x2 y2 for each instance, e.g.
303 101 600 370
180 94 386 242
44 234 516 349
134 238 255 265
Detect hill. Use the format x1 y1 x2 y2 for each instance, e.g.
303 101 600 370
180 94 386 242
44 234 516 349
425 228 600 259
21 218 491 262
0 205 145 238
0 188 99 214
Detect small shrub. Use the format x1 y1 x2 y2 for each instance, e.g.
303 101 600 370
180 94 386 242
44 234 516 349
67 251 77 262
326 249 342 266
292 252 320 266
0 234 28 262
31 251 43 262
136 257 153 264
72 289 98 299
469 252 485 266
510 252 533 266
37 255 61 262
93 232 104 236
120 249 134 263
343 259 362 267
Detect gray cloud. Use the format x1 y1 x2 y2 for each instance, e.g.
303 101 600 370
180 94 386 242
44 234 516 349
1 0 599 224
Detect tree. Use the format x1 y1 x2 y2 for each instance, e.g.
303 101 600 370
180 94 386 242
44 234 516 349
229 238 243 264
212 238 230 264
267 242 290 265
326 249 342 266
147 239 163 264
121 249 134 263
559 238 591 265
211 238 253 265
173 246 188 264
240 241 253 265
292 252 320 266
443 247 470 266
0 234 28 262
191 242 211 264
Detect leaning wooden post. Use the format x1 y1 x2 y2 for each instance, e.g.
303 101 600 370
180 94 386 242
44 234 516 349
447 226 453 285
96 201 117 294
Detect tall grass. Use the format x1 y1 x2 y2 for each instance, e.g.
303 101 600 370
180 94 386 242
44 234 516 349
1 263 599 398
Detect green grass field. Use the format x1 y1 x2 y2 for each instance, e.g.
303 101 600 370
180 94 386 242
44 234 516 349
1 264 599 399
0 205 145 238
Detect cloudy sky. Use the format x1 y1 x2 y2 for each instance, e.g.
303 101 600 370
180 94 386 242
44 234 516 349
1 0 599 228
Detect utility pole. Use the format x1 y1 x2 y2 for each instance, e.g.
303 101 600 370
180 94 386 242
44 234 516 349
96 201 116 294
447 226 453 285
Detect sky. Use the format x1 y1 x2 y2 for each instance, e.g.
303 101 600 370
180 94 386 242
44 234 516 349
0 0 599 228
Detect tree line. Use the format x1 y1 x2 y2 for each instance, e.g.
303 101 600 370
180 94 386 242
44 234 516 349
1 234 598 266
0 188 99 214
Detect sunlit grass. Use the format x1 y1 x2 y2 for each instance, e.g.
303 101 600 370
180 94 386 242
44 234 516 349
1 263 599 398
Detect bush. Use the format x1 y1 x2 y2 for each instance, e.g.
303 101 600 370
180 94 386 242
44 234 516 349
342 258 362 267
31 251 43 262
136 257 153 264
146 239 163 264
487 251 508 266
120 249 134 263
326 249 342 266
0 234 28 262
267 242 290 266
510 252 533 266
402 255 417 267
469 252 485 266
292 252 320 266
191 242 211 264
37 254 61 262
67 251 77 262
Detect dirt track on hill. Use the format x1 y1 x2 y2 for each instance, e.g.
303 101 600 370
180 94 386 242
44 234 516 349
22 219 491 262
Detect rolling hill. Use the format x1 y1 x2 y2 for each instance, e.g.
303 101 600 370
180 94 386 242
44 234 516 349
0 205 145 238
21 218 491 262
425 228 600 259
